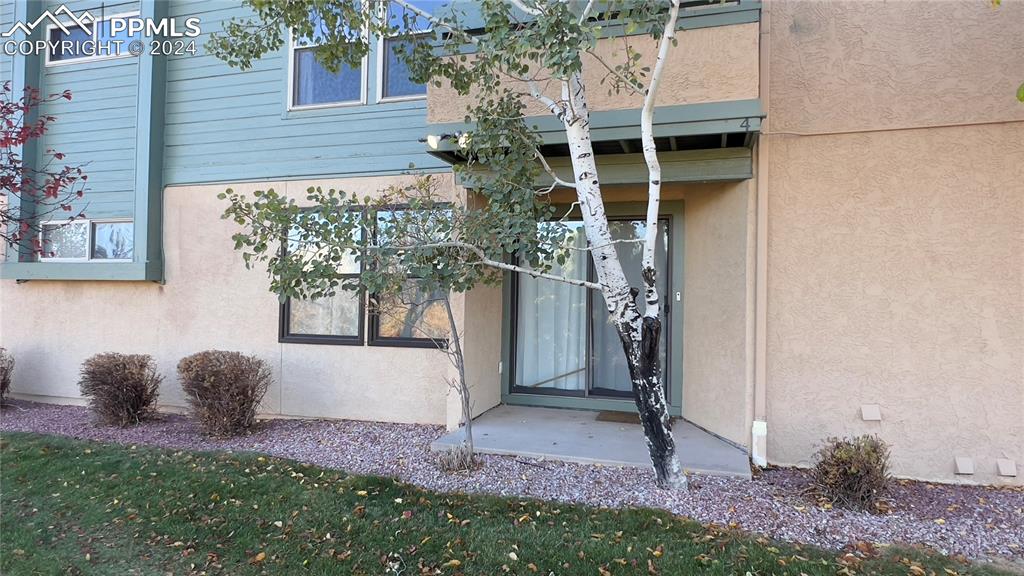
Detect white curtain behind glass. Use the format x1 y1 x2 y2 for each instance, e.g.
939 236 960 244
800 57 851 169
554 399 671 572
514 223 588 391
590 220 669 394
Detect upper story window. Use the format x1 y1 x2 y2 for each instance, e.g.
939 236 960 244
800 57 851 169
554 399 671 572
378 3 432 101
46 13 141 66
38 219 133 261
290 13 365 109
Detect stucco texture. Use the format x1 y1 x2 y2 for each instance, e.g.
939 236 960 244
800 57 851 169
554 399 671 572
682 182 754 448
768 0 1024 134
427 22 759 124
762 0 1024 486
764 123 1024 485
0 175 461 426
458 283 503 428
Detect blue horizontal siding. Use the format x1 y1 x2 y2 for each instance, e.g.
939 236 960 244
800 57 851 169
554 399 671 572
162 0 446 185
38 0 140 220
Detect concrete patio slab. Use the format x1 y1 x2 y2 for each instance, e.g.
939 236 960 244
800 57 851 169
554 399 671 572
431 405 751 479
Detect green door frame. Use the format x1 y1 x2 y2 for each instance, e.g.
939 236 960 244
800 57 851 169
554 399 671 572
500 200 685 416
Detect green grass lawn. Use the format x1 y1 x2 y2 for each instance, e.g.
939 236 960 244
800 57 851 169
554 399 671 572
0 432 1012 576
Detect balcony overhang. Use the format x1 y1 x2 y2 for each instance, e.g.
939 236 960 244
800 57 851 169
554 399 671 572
426 98 763 185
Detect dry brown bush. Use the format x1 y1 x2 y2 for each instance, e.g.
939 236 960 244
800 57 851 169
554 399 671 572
178 350 271 437
812 434 891 510
79 353 162 426
436 442 477 472
0 347 14 403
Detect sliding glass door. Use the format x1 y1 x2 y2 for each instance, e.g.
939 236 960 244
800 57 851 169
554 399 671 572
512 217 671 400
513 221 589 394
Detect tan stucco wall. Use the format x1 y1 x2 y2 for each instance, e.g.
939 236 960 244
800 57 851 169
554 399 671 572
764 124 1024 485
427 22 759 124
768 0 1024 134
0 175 462 426
763 0 1024 485
457 283 504 428
681 182 754 447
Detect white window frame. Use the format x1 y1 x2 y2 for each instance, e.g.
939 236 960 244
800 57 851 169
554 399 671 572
44 11 141 68
38 218 134 263
375 3 430 103
287 15 369 111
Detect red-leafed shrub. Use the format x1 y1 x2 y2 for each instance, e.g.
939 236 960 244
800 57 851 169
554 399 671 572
177 350 271 437
79 353 162 426
2 82 87 251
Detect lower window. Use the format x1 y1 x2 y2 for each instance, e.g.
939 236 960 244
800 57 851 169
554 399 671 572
280 291 364 345
279 212 364 345
369 279 449 347
277 207 450 348
38 219 133 261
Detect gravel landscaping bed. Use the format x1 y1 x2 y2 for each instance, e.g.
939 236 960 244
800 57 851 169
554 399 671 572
2 400 1022 562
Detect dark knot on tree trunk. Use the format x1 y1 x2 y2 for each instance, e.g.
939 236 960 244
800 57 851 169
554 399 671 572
642 266 656 286
639 316 661 381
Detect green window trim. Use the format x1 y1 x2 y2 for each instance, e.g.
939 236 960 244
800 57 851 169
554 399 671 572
500 200 686 416
0 261 159 282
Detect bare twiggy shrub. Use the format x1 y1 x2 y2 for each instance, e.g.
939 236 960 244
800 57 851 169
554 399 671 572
812 435 891 510
178 350 271 437
0 347 14 403
79 353 162 426
436 442 477 472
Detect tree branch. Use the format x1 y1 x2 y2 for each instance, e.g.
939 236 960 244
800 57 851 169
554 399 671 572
390 0 479 46
508 0 543 16
527 79 566 121
400 240 602 290
578 0 596 25
586 49 646 97
639 0 682 320
535 149 576 189
286 236 605 291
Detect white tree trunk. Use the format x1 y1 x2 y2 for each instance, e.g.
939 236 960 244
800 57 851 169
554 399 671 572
442 293 473 454
559 70 686 490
